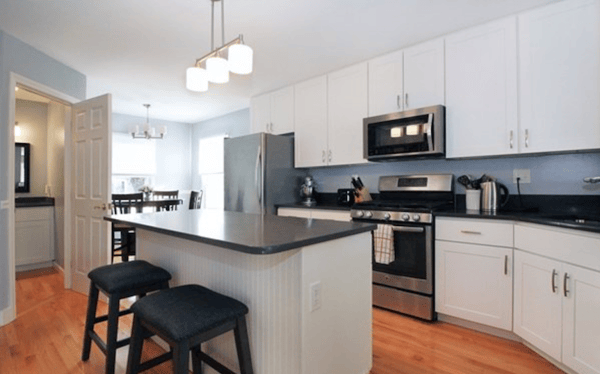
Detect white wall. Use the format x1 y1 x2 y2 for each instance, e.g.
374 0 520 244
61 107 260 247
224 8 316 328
191 108 251 194
0 29 86 312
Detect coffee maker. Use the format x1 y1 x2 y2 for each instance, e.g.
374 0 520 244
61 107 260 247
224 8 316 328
300 176 317 206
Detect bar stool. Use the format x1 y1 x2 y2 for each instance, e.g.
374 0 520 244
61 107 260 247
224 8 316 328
82 260 172 374
126 284 254 374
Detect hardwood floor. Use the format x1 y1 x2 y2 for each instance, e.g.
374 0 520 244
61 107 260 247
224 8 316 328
2 269 565 374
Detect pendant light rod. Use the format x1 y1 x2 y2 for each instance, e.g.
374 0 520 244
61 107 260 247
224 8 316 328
193 34 244 67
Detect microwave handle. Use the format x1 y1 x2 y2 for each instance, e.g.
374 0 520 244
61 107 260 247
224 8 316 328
425 113 434 151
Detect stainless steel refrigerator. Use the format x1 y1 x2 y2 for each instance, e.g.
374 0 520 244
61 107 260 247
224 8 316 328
224 133 304 215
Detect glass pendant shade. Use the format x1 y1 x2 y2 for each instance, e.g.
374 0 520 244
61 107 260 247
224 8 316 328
206 56 229 83
228 44 253 74
186 67 208 92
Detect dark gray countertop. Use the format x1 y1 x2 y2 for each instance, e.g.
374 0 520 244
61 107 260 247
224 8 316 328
104 210 376 255
435 209 600 234
15 197 55 208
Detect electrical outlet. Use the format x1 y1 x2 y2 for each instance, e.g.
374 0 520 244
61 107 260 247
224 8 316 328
310 281 322 312
513 169 531 184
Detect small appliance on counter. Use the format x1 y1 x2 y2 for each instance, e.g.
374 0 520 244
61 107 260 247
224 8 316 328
300 176 317 207
481 180 510 212
337 189 355 206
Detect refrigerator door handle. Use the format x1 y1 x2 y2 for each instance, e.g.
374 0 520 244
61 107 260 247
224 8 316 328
255 145 262 204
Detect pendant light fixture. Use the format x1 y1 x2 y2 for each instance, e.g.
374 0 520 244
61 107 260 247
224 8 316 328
186 0 253 92
129 104 167 140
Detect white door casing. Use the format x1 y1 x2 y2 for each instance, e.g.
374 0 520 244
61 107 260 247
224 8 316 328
71 94 112 295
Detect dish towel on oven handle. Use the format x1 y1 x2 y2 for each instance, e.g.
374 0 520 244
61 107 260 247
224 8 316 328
373 224 395 265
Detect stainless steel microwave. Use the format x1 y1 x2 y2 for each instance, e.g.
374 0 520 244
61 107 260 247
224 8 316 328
363 105 445 161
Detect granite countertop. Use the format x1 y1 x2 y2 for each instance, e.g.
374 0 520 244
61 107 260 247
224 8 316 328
435 208 600 234
15 197 55 208
104 209 376 255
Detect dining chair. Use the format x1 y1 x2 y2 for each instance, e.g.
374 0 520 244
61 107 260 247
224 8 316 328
189 190 203 210
111 193 143 263
152 190 179 200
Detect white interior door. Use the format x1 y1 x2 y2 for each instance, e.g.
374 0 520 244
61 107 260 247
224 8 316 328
71 94 112 295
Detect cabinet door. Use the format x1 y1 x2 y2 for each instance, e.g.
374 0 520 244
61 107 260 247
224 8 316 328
270 86 295 134
519 0 600 154
294 75 328 168
513 250 563 362
562 264 600 374
15 220 52 266
436 241 513 330
250 93 271 134
327 62 369 166
368 50 403 117
445 17 518 158
403 38 445 110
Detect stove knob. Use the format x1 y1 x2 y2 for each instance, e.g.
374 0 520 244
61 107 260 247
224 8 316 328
402 213 410 221
365 211 373 218
412 214 421 222
355 210 364 218
384 213 391 221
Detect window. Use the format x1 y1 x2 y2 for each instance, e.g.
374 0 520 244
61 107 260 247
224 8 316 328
198 135 225 209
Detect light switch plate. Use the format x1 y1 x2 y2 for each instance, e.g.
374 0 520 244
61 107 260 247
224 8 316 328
513 169 531 184
0 200 9 209
310 281 322 312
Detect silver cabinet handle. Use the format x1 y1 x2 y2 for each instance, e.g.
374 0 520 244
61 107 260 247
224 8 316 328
396 95 401 109
525 129 529 148
460 230 481 235
322 150 326 163
510 130 514 149
563 273 570 297
504 255 508 275
551 269 558 293
405 93 409 108
255 146 261 203
391 226 424 233
583 176 600 183
328 150 332 162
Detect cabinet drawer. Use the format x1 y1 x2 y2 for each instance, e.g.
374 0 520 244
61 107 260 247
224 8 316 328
278 208 311 218
436 217 513 247
310 209 351 222
15 207 52 222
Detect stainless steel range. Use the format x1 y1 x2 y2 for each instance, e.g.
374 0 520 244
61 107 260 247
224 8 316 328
351 174 454 320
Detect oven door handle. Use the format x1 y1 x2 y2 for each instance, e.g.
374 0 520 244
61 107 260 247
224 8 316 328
391 226 425 233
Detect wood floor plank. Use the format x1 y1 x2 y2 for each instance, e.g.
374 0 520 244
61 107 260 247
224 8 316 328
1 268 568 374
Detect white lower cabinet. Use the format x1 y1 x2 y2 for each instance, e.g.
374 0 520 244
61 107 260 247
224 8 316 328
514 223 600 374
436 241 513 330
277 207 351 222
435 217 513 330
15 207 55 268
513 250 563 362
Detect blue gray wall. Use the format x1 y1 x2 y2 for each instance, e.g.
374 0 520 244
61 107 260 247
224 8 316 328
0 30 86 312
191 108 250 190
112 113 193 191
307 152 600 195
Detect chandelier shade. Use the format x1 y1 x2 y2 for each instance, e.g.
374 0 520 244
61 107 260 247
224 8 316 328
228 44 253 75
186 67 209 92
206 56 230 83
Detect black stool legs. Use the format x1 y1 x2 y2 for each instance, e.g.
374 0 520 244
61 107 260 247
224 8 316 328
81 282 99 361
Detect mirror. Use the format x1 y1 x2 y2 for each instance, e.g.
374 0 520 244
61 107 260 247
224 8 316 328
15 142 30 193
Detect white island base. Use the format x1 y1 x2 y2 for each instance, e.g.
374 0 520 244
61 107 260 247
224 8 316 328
136 228 372 374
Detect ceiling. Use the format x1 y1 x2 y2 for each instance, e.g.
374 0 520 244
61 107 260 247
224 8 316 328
0 0 557 123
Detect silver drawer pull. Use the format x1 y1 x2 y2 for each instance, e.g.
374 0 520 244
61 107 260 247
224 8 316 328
460 230 482 235
504 255 508 275
563 273 570 297
583 176 600 183
391 226 424 233
551 269 558 293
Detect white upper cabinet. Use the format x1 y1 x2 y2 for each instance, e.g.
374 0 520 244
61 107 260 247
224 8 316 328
368 39 444 118
368 50 404 117
403 38 445 110
518 0 600 154
327 62 369 166
445 17 519 158
294 75 328 168
250 86 294 135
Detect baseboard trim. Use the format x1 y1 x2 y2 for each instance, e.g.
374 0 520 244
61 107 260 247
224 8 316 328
15 261 55 273
437 313 520 341
521 341 577 374
0 306 16 327
53 261 64 275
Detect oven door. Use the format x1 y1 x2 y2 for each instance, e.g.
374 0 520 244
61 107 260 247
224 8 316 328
372 224 433 295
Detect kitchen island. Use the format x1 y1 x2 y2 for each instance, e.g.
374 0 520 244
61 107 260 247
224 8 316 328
105 210 375 374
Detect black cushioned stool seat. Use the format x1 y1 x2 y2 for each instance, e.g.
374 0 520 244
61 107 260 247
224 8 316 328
126 284 254 374
82 260 171 374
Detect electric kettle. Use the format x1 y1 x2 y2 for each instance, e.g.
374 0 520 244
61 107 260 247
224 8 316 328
480 181 510 212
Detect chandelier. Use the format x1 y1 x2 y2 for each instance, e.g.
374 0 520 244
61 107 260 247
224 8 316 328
129 104 167 140
186 0 253 92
